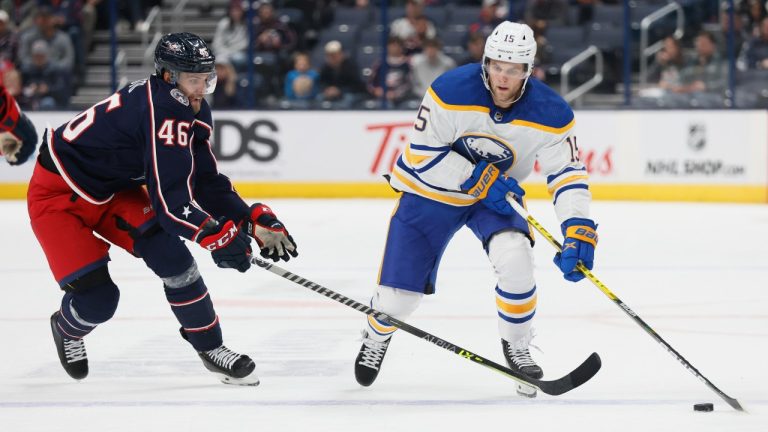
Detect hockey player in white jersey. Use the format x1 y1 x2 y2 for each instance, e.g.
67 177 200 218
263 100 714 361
354 21 598 397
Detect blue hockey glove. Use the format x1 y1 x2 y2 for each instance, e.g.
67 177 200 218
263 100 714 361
554 218 598 282
460 160 525 216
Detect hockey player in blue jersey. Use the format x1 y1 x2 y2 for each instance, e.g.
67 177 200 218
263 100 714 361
27 32 297 386
354 22 598 397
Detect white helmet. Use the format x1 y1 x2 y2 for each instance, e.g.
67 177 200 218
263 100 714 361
481 21 537 98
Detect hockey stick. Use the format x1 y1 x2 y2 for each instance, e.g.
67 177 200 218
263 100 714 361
505 196 744 411
251 256 601 396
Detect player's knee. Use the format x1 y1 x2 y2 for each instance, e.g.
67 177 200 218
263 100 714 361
134 228 194 278
488 231 535 292
65 267 120 323
372 285 423 318
162 261 202 290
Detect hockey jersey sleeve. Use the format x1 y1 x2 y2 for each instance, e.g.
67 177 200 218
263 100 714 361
0 86 38 165
399 90 474 190
144 86 213 242
190 102 249 222
536 126 592 223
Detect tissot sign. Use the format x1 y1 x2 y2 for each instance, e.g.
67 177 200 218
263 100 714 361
207 111 619 183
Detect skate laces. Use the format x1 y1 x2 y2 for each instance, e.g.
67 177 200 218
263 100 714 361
507 330 541 368
359 332 389 370
205 346 241 370
63 338 87 363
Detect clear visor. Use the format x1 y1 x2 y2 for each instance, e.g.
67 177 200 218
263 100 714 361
176 70 218 95
486 60 531 80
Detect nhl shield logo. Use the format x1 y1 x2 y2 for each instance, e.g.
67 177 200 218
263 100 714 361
170 88 189 106
687 123 706 151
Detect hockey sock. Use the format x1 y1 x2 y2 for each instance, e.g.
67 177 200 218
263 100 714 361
164 275 222 352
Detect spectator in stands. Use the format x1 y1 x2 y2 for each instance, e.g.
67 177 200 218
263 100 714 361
213 0 249 71
211 62 242 109
0 10 17 64
719 1 748 60
368 36 413 106
469 0 505 39
19 40 69 110
653 36 685 91
743 0 767 36
459 32 485 66
648 31 726 107
49 0 87 78
411 38 455 96
318 40 365 108
675 31 727 95
744 16 768 69
284 52 319 101
253 1 297 56
17 6 75 74
391 0 436 54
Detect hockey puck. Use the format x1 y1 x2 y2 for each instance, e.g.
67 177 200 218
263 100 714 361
693 403 714 412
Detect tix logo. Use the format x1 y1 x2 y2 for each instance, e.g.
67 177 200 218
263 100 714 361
367 122 413 175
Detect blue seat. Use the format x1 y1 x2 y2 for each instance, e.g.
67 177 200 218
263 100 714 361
592 4 623 27
424 7 448 27
447 6 480 25
333 7 371 26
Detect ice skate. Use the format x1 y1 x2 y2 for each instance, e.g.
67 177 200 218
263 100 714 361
355 331 391 386
50 312 88 380
198 345 259 386
502 337 543 398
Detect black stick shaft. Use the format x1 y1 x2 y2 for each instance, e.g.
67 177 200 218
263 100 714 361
505 197 744 411
251 256 600 396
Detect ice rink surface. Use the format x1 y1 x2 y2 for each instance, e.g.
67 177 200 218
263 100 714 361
0 198 766 431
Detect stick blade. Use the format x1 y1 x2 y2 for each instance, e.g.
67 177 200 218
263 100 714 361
537 352 602 396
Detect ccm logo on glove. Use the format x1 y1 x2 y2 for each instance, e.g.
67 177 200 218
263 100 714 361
198 220 239 251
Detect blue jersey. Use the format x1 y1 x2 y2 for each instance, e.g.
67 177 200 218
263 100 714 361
45 75 248 241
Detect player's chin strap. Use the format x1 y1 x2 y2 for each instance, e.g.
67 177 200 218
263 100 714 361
504 195 746 412
249 255 601 396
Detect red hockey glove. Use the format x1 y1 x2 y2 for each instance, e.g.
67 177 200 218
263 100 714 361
245 203 298 262
196 218 252 272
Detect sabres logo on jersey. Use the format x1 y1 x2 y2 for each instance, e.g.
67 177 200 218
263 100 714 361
452 133 516 172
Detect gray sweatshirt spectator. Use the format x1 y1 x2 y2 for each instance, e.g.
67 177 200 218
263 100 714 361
17 6 75 73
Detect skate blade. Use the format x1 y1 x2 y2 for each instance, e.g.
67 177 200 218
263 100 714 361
213 372 260 386
516 383 537 398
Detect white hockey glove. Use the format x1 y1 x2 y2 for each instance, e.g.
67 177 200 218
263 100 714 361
1 132 21 164
244 203 298 262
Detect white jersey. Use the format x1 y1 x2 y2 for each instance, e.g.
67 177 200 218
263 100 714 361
389 63 591 223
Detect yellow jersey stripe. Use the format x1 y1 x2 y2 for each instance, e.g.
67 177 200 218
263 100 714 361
511 118 575 134
428 87 490 113
392 169 477 205
547 175 589 195
404 144 431 166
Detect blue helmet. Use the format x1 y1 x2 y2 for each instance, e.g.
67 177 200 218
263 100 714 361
154 32 217 93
